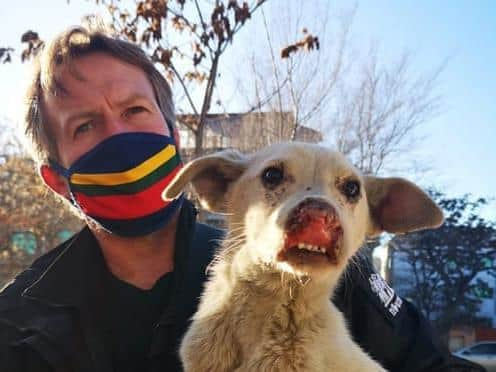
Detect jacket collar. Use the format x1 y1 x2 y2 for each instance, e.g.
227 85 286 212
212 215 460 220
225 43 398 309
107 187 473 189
22 226 107 308
20 200 198 370
23 199 198 310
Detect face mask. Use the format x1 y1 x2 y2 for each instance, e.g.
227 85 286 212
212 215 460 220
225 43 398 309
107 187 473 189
50 132 184 237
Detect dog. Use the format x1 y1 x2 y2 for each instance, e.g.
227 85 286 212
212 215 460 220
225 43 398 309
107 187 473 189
163 142 443 372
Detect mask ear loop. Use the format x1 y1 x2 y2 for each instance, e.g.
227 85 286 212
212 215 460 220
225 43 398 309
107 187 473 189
48 159 77 206
166 119 176 141
48 159 72 179
47 159 95 226
165 121 183 168
48 159 78 205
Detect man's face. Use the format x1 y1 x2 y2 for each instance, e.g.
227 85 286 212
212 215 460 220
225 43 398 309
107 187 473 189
42 52 170 167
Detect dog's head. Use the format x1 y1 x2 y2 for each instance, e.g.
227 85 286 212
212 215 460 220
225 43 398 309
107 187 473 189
164 142 443 279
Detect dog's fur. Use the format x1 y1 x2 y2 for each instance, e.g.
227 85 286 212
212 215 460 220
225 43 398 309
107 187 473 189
164 142 443 372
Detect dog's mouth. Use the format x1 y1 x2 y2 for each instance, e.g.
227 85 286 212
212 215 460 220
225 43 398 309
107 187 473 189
278 199 343 265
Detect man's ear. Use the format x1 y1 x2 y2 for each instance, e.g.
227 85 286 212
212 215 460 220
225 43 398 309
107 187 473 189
39 164 70 198
163 150 248 213
365 176 444 236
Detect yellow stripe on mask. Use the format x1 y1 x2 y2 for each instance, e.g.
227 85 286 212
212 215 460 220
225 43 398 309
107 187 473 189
71 144 176 186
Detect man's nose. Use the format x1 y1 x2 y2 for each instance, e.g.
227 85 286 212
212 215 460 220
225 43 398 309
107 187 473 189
102 113 129 137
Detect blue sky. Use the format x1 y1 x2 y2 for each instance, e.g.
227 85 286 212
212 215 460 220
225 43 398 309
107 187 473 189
1 1 495 220
349 1 496 220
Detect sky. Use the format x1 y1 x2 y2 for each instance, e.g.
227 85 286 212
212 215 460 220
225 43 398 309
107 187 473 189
1 0 495 220
334 1 496 220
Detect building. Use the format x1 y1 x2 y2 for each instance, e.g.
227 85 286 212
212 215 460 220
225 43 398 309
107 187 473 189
176 111 322 159
175 111 323 225
372 236 496 350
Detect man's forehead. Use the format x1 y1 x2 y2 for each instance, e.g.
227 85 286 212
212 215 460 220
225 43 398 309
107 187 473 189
41 53 157 130
54 58 151 99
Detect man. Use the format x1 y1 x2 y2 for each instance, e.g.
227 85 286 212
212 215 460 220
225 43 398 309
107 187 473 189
0 26 484 372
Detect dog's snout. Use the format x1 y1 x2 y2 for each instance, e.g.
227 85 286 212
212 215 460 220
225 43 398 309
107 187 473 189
286 198 339 232
298 198 336 214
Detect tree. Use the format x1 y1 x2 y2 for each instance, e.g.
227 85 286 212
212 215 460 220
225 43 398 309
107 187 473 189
0 48 14 64
0 116 23 164
10 0 273 156
330 49 442 174
235 2 344 148
390 192 496 337
7 2 439 173
0 146 82 287
236 3 442 174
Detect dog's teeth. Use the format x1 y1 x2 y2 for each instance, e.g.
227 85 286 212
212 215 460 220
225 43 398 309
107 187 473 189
309 245 323 253
295 243 327 254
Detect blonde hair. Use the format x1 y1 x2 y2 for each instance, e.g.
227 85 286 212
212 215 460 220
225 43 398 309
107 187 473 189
24 26 175 164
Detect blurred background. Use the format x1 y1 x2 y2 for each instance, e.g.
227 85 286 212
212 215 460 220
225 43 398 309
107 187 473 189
1 0 495 359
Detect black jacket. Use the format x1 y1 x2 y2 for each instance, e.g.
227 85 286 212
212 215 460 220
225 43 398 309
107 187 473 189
0 202 484 371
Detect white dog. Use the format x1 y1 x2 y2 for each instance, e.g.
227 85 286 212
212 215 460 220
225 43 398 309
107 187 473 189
163 142 443 372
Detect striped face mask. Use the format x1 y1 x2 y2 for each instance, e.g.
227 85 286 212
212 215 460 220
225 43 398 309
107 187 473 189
50 132 184 236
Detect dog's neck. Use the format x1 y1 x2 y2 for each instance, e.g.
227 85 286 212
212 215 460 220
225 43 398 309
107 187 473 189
215 244 338 318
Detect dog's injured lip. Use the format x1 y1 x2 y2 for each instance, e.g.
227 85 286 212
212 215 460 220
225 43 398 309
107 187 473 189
278 203 343 266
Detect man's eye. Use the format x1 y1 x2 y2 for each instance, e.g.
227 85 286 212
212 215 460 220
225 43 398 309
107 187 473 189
74 122 94 136
125 106 147 117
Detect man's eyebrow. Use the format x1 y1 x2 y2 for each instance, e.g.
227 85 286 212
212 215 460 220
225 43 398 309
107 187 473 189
64 94 153 125
116 93 154 108
65 110 98 126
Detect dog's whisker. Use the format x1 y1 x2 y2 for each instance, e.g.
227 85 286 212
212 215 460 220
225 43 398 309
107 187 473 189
225 224 246 231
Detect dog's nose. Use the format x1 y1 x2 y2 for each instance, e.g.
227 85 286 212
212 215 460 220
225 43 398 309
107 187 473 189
281 198 343 263
285 198 339 232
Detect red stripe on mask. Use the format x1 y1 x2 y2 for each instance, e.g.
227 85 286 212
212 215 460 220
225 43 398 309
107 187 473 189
73 165 182 220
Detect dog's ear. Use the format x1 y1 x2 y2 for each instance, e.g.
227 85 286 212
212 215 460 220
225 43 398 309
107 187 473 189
364 176 444 236
163 149 248 213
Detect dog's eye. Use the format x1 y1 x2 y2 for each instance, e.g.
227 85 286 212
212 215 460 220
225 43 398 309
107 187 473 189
341 179 361 201
261 166 284 188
